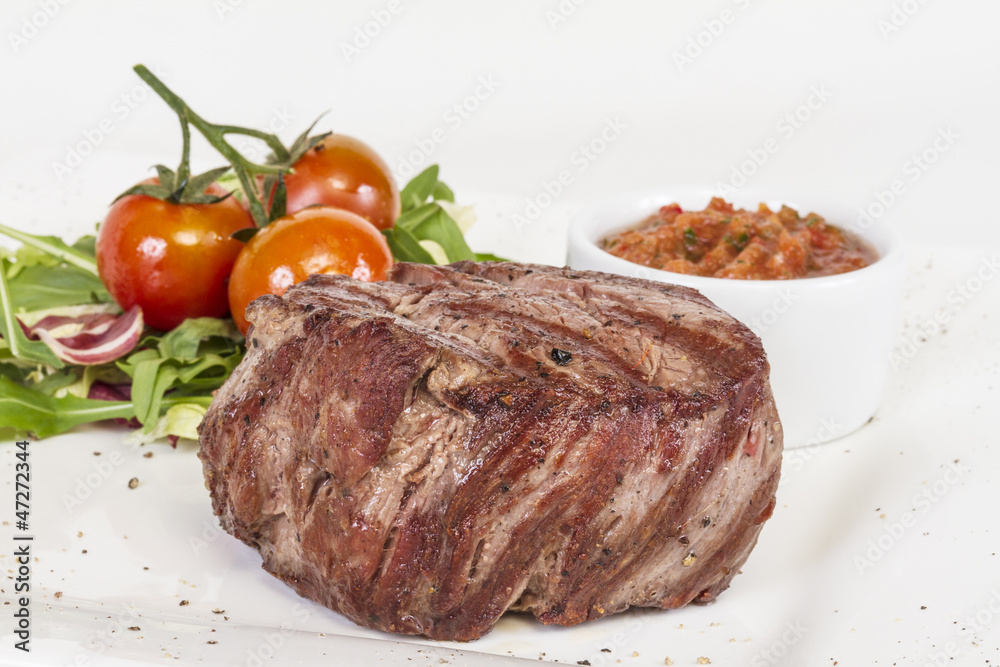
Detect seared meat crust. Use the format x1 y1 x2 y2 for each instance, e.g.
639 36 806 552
199 262 782 641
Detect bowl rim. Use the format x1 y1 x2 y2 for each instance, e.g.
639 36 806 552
568 187 905 290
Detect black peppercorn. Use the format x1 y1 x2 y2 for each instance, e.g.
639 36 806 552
550 348 572 365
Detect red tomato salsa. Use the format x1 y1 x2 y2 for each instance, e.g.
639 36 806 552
600 198 878 280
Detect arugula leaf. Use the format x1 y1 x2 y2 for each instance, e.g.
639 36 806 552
7 264 110 312
156 317 241 360
399 165 440 213
382 226 436 264
0 224 98 276
392 166 496 265
176 352 242 384
0 259 65 368
431 180 455 203
417 240 449 265
3 244 60 278
73 235 98 256
385 204 477 264
0 376 133 439
117 317 244 432
29 368 80 396
386 204 484 264
0 362 23 382
406 207 475 262
395 202 441 232
56 364 130 399
130 358 173 428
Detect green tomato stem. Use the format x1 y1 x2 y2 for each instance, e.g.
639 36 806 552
133 64 289 228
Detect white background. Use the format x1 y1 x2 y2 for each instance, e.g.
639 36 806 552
1 0 998 246
1 2 999 667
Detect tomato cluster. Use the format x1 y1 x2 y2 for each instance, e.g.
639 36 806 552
97 134 397 335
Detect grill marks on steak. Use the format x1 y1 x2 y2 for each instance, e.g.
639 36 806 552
198 262 782 641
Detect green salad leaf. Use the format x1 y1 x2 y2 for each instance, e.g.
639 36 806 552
125 403 207 445
399 165 442 213
397 204 475 262
117 318 243 433
7 264 110 312
0 223 99 276
0 257 66 368
382 224 436 264
0 376 134 439
385 166 502 265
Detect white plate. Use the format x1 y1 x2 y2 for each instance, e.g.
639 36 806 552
565 189 907 449
1 157 999 666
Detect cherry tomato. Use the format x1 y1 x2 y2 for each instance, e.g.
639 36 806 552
227 206 393 335
282 134 401 230
96 181 253 331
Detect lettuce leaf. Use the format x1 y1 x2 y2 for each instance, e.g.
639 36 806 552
0 257 65 368
7 264 110 312
117 317 243 433
0 376 134 439
386 166 502 265
125 403 207 445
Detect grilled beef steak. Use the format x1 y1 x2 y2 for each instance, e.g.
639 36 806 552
199 261 782 641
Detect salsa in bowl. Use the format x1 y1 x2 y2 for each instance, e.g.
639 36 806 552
568 189 905 449
601 197 878 280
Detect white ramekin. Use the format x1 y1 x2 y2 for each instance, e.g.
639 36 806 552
567 188 906 449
